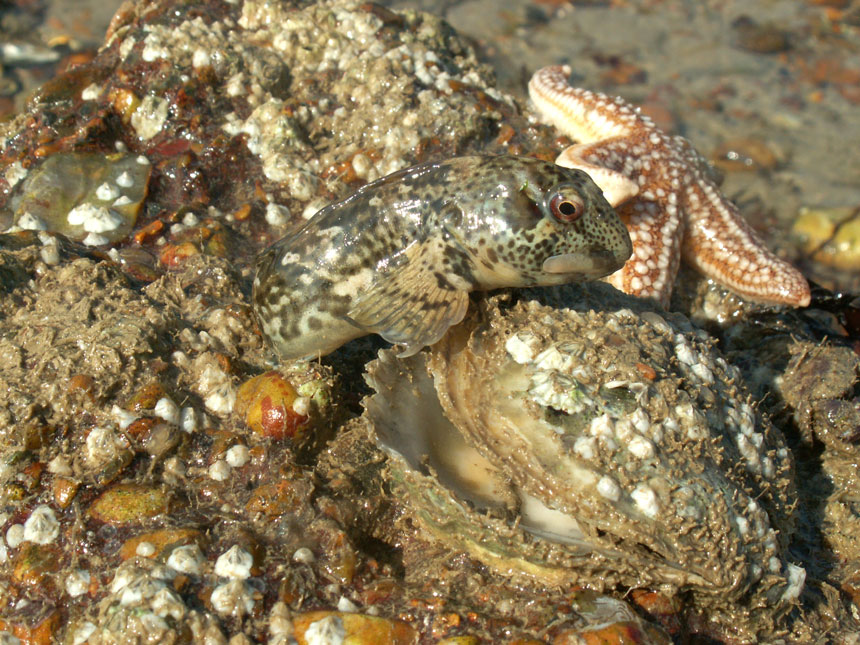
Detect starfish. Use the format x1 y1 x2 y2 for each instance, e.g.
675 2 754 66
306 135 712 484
528 65 811 308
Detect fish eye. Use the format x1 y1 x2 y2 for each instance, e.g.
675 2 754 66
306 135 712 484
548 192 585 223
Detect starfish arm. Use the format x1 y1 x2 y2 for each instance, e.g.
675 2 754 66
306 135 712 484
529 65 639 143
681 181 811 307
556 141 640 206
604 198 684 307
529 65 809 308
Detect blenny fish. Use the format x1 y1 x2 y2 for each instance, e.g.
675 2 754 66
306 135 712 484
253 155 632 360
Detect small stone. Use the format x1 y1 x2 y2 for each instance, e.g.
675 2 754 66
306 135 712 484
88 483 171 524
12 543 60 586
235 371 309 440
555 620 671 645
732 15 791 53
126 383 168 412
52 478 79 509
793 206 860 271
292 612 417 645
159 241 201 268
246 479 311 518
711 137 781 172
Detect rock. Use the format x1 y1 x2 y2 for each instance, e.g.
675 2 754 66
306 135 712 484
87 482 172 524
292 611 418 645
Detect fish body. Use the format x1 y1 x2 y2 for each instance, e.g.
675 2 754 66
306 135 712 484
253 155 631 360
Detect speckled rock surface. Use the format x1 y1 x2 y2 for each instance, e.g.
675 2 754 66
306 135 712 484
0 1 858 643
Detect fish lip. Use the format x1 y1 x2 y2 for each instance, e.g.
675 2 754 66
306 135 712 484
542 250 626 277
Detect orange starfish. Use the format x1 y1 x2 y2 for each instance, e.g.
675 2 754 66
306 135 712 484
529 65 810 307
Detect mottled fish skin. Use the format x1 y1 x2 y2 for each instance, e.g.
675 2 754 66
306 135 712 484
253 155 631 360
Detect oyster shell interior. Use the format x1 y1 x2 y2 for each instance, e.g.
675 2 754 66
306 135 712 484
364 298 804 609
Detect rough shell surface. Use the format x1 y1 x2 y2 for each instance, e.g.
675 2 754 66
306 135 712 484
364 297 803 612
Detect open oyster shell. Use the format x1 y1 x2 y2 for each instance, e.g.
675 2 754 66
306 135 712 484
364 298 803 611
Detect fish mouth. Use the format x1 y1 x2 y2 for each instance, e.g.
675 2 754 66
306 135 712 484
542 250 626 278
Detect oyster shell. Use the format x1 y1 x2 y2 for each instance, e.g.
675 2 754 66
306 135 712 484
363 297 803 612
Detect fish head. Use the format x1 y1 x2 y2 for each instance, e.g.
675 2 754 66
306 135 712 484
514 161 632 282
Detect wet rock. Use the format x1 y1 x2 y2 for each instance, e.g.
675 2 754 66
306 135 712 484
236 371 309 441
0 610 61 645
12 543 61 586
793 205 860 271
119 528 206 561
782 340 860 448
0 0 856 641
88 482 172 524
13 152 150 246
291 611 418 644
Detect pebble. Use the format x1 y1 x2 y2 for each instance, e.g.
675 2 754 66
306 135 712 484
793 206 860 270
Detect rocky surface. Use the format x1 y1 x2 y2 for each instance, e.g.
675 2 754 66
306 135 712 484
0 0 857 643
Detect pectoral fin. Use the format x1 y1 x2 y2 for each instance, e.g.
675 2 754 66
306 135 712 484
346 243 470 356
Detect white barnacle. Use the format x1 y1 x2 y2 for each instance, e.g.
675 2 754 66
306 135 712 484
303 614 345 645
613 418 635 443
167 544 206 576
674 337 697 366
116 170 134 187
596 476 621 502
151 586 187 621
214 545 253 579
691 362 715 385
631 484 659 519
66 569 91 597
136 542 156 557
628 408 650 434
153 397 180 425
23 506 59 545
67 203 123 233
627 435 655 460
208 460 231 481
225 444 250 468
210 580 254 616
588 414 614 440
95 182 121 202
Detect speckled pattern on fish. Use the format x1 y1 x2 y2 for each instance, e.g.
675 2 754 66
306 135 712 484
253 155 632 360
